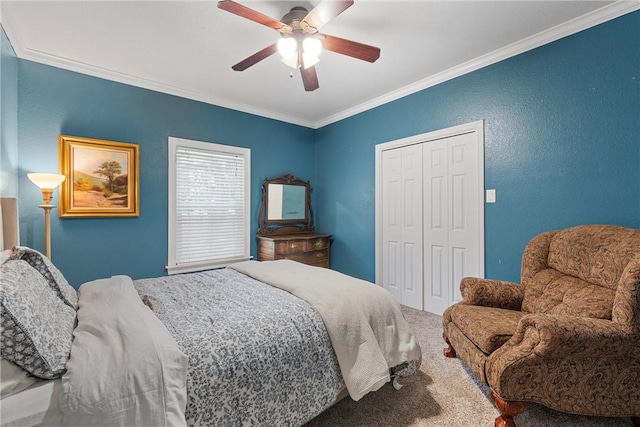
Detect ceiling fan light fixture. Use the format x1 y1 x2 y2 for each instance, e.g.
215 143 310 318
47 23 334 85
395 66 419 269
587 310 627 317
302 37 322 60
277 37 297 59
218 0 378 91
281 55 299 69
302 53 320 69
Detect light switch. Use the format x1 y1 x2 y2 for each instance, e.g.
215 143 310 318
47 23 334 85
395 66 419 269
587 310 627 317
486 189 496 203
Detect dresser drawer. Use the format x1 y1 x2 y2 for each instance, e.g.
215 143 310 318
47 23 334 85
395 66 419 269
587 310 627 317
275 239 306 254
307 237 330 251
275 236 329 254
257 233 331 268
276 249 329 264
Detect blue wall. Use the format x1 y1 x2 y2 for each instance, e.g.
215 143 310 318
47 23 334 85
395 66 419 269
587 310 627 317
1 26 18 197
315 11 640 283
17 62 315 286
9 12 640 287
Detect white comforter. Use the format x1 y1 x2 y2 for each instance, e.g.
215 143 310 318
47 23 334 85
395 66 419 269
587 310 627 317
229 260 422 401
59 276 188 427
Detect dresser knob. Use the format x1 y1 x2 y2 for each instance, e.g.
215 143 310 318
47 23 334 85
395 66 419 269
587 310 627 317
316 252 325 258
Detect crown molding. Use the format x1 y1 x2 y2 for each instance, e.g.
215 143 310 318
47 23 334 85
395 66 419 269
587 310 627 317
313 1 640 129
0 6 315 129
3 1 638 130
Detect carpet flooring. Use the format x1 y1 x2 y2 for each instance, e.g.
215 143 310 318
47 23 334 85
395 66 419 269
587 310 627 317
306 306 634 427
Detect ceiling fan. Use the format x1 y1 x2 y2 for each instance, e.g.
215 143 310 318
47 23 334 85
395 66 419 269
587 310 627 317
217 0 380 92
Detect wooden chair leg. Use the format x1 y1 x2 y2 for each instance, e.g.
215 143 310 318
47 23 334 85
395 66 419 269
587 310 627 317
631 416 639 427
491 390 526 427
442 332 457 358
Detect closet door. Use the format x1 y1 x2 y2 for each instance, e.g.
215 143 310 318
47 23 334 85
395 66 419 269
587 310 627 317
423 132 481 314
381 144 423 310
376 121 485 315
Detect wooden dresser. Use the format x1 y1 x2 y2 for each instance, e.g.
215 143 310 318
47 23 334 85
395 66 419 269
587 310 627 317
257 233 331 268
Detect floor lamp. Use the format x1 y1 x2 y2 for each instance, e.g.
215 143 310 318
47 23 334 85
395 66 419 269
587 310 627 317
27 173 66 260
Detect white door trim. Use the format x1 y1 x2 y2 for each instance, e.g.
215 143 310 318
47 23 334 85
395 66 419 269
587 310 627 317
375 120 485 287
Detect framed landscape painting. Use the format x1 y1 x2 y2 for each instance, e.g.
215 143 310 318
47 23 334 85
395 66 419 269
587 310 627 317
58 135 140 218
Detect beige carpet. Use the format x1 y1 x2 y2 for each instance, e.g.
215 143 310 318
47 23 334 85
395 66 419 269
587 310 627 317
306 306 634 427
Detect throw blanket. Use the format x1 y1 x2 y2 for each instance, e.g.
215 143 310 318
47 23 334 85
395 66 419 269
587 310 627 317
229 260 422 401
60 276 188 427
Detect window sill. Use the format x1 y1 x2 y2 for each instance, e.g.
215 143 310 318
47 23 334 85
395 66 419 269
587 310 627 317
166 256 252 275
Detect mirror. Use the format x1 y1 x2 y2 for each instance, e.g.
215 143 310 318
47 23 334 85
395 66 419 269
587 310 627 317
258 174 315 235
267 184 307 221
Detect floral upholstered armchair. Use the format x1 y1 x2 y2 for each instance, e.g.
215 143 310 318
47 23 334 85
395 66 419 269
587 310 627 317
442 224 640 427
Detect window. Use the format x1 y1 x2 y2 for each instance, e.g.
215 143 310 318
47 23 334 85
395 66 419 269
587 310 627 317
167 137 250 275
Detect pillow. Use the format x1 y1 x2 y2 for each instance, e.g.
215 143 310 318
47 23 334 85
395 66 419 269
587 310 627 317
0 259 76 379
1 358 39 398
11 246 78 310
0 249 12 265
60 275 188 426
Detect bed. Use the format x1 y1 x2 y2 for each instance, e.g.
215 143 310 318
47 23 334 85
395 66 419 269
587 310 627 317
0 197 422 426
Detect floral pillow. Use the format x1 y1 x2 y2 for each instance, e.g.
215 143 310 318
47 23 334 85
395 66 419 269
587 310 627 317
11 246 78 310
0 259 76 379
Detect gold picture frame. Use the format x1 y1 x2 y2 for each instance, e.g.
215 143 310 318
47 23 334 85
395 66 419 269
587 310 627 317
59 135 140 218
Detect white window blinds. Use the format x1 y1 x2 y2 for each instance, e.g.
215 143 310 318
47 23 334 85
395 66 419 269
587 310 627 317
167 137 250 275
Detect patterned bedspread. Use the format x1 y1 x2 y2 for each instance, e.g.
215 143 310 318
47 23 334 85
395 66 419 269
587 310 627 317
134 269 344 427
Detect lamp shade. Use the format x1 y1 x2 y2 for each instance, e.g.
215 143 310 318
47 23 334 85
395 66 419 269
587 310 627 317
277 38 297 59
302 53 320 69
302 37 322 59
28 173 66 189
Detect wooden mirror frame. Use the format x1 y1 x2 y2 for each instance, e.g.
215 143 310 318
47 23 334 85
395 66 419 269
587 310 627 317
257 174 315 235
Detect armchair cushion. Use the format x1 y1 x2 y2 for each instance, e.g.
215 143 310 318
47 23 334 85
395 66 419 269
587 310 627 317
521 225 638 319
448 305 524 354
547 225 640 289
522 268 615 319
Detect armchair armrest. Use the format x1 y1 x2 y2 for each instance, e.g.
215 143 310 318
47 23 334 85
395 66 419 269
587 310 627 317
506 314 639 360
613 254 640 330
460 277 524 310
486 313 640 413
521 230 558 280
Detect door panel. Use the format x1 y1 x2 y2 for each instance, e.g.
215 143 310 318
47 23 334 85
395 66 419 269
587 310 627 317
400 145 423 309
451 246 466 303
447 132 480 307
381 149 402 302
424 139 449 314
381 145 423 309
430 245 445 298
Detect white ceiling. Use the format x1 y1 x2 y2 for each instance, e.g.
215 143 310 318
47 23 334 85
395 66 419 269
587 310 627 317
2 1 637 128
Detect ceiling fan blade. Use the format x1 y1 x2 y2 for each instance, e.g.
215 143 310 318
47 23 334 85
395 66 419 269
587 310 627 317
300 0 354 33
321 34 380 63
218 0 292 33
300 66 319 92
232 43 278 71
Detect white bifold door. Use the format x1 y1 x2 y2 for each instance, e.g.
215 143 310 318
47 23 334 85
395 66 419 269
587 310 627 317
381 144 424 309
377 122 484 315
